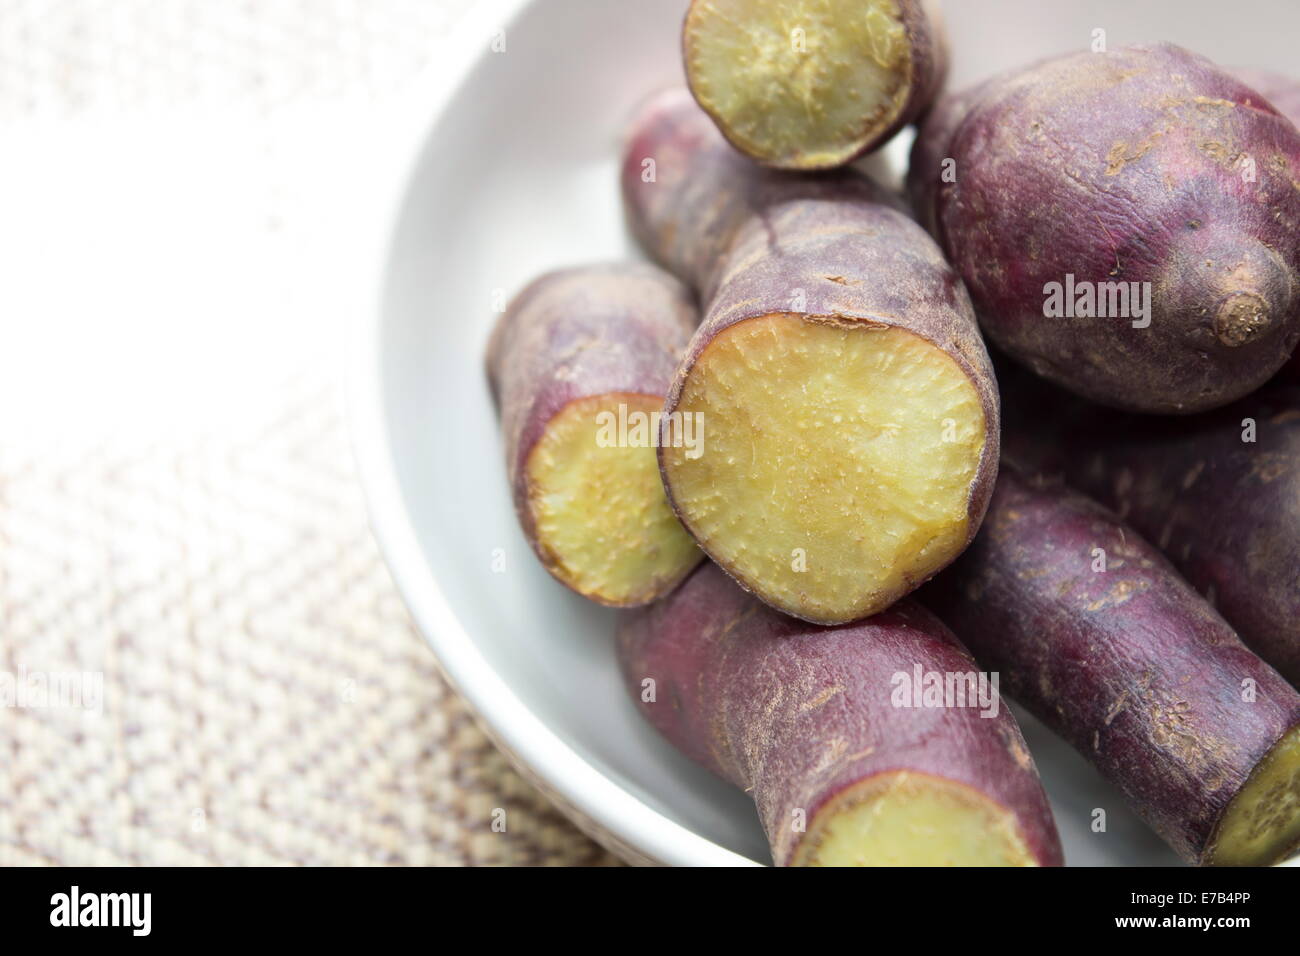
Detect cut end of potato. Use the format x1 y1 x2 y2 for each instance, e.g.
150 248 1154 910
792 771 1040 866
1208 723 1300 866
684 0 913 169
526 393 701 606
663 314 985 624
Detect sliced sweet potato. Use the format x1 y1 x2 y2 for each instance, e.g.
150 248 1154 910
925 467 1300 866
618 561 1063 867
683 0 947 169
622 90 998 624
486 263 702 606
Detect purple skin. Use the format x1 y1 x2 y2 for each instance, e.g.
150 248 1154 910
621 90 1001 620
905 78 991 237
1232 68 1300 382
1001 375 1300 686
485 262 699 601
617 561 1064 867
923 467 1300 864
622 88 904 300
909 43 1300 414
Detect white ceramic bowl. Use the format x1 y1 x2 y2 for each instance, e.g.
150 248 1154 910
352 0 1300 866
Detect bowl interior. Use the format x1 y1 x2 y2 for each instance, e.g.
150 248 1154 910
376 0 1297 865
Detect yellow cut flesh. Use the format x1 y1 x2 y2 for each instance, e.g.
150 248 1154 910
526 393 700 606
794 771 1040 866
1209 725 1300 866
663 314 984 624
685 0 912 168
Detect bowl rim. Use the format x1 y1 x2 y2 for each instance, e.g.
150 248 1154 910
346 0 759 867
350 0 1300 872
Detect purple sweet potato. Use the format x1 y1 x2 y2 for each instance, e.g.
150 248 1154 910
621 89 999 625
1232 68 1300 382
925 466 1300 866
908 43 1300 413
683 0 948 170
486 263 702 606
1002 377 1300 687
618 561 1063 867
905 76 990 239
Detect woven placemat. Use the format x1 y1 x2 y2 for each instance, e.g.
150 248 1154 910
0 0 622 867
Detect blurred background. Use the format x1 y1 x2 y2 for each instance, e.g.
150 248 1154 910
0 0 618 866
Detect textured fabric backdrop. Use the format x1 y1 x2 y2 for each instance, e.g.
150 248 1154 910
0 0 621 866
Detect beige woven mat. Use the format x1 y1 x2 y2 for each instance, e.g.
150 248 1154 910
0 0 621 867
